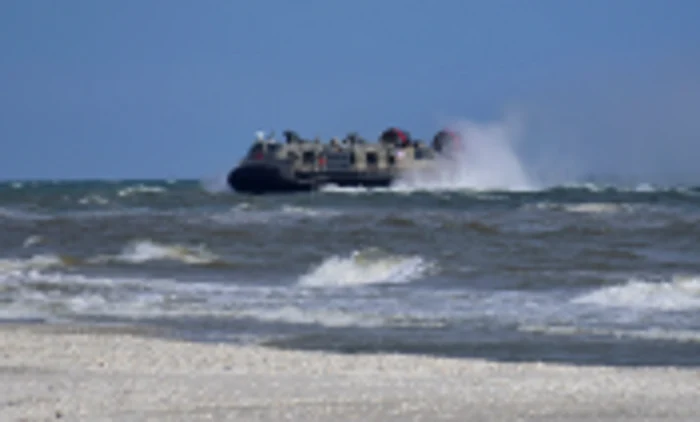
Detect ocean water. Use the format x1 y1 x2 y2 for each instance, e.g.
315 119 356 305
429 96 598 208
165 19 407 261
1 179 700 366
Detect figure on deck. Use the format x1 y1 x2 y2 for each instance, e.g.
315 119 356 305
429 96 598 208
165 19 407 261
283 130 303 144
432 129 460 153
380 127 411 148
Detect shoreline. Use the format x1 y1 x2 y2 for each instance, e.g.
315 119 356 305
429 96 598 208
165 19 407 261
1 323 699 421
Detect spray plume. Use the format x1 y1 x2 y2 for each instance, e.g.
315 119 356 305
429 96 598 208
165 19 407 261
393 116 539 192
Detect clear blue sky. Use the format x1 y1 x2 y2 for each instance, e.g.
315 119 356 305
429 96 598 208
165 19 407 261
1 0 699 182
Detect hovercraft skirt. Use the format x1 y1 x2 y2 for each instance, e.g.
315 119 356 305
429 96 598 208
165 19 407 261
227 165 395 194
227 165 314 194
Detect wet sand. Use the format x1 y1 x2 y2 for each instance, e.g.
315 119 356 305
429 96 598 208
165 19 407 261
1 324 698 421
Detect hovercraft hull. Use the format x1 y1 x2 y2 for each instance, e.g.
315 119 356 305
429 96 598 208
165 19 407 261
227 126 452 195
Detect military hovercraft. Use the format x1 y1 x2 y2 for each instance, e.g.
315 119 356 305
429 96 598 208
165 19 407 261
227 127 459 194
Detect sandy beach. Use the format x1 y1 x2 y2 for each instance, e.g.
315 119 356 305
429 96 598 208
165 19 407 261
0 324 698 422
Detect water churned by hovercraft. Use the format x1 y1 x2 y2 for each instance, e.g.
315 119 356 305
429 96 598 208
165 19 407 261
393 118 537 192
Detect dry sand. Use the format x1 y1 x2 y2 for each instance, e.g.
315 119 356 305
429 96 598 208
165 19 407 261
1 324 698 422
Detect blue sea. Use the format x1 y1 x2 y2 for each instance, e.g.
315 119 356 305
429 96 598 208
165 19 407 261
1 179 699 366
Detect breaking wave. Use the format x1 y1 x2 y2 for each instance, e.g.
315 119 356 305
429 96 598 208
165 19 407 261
298 248 435 288
572 275 700 311
117 184 167 197
1 240 224 270
527 202 636 215
92 240 222 266
236 306 384 328
0 270 238 321
0 254 69 272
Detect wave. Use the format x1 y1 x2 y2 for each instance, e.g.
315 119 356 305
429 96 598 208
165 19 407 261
528 202 635 215
235 306 384 328
2 255 700 344
315 182 700 199
0 254 71 272
2 181 700 220
571 275 700 312
0 266 409 329
192 203 343 228
0 207 52 222
519 325 700 344
0 269 240 321
77 194 110 205
90 240 222 266
116 184 167 197
1 240 225 270
297 247 436 288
